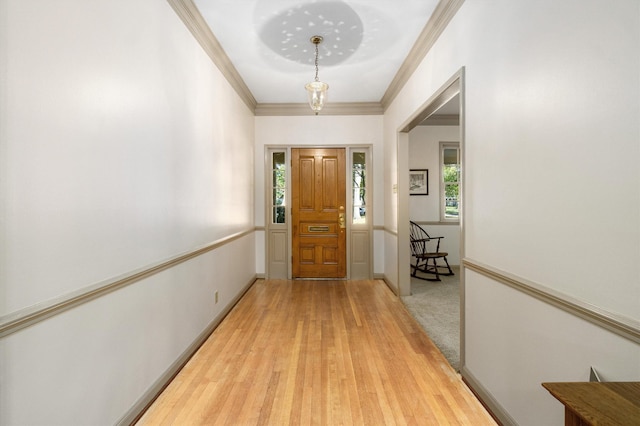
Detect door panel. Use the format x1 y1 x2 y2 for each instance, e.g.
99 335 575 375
292 148 346 278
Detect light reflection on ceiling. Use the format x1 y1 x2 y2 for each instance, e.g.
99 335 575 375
194 0 440 103
258 1 363 66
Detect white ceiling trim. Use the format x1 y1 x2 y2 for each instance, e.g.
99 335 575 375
255 102 383 116
380 0 465 110
167 0 464 116
166 0 257 111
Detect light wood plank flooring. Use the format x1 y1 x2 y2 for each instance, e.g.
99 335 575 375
136 279 496 425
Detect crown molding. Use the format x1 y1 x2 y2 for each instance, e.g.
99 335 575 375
166 0 257 112
380 0 465 110
255 102 384 116
167 0 464 117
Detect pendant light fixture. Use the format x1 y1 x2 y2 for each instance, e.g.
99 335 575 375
305 35 329 115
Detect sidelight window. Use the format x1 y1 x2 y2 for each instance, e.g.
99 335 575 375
272 151 286 224
352 151 367 225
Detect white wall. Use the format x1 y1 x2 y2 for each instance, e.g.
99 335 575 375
409 125 460 265
0 0 255 423
384 0 640 424
460 0 639 321
465 270 640 425
409 126 458 222
254 115 384 275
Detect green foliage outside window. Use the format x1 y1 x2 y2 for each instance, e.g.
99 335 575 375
443 147 460 219
272 152 286 224
352 152 366 224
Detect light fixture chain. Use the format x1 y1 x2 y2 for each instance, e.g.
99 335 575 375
314 42 319 82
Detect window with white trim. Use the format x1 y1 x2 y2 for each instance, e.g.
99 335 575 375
441 142 460 221
271 151 286 224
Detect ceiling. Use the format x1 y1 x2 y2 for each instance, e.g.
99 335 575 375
192 0 441 105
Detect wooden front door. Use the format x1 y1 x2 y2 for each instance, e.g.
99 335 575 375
292 148 346 278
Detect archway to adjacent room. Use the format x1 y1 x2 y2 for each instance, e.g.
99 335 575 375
396 68 465 368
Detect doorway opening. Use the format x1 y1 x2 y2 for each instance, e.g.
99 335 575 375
397 68 465 370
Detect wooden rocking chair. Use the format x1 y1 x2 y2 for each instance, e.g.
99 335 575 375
409 221 454 281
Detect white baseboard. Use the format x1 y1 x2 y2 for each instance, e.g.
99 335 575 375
460 365 517 426
117 275 257 426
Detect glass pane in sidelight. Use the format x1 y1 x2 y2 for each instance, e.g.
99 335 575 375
352 152 366 224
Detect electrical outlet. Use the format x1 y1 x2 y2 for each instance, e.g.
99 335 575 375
215 291 219 304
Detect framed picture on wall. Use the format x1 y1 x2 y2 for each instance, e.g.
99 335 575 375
409 169 428 195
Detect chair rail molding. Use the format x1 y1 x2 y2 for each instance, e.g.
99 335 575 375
463 258 640 344
0 229 255 338
384 227 399 237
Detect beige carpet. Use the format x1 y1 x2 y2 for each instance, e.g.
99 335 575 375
401 266 460 370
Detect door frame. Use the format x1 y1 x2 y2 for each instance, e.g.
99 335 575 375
264 145 373 280
291 147 347 279
396 67 466 364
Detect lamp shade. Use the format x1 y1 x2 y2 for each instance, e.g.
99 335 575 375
305 81 329 114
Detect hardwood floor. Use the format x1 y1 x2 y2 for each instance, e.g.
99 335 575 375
136 279 496 425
